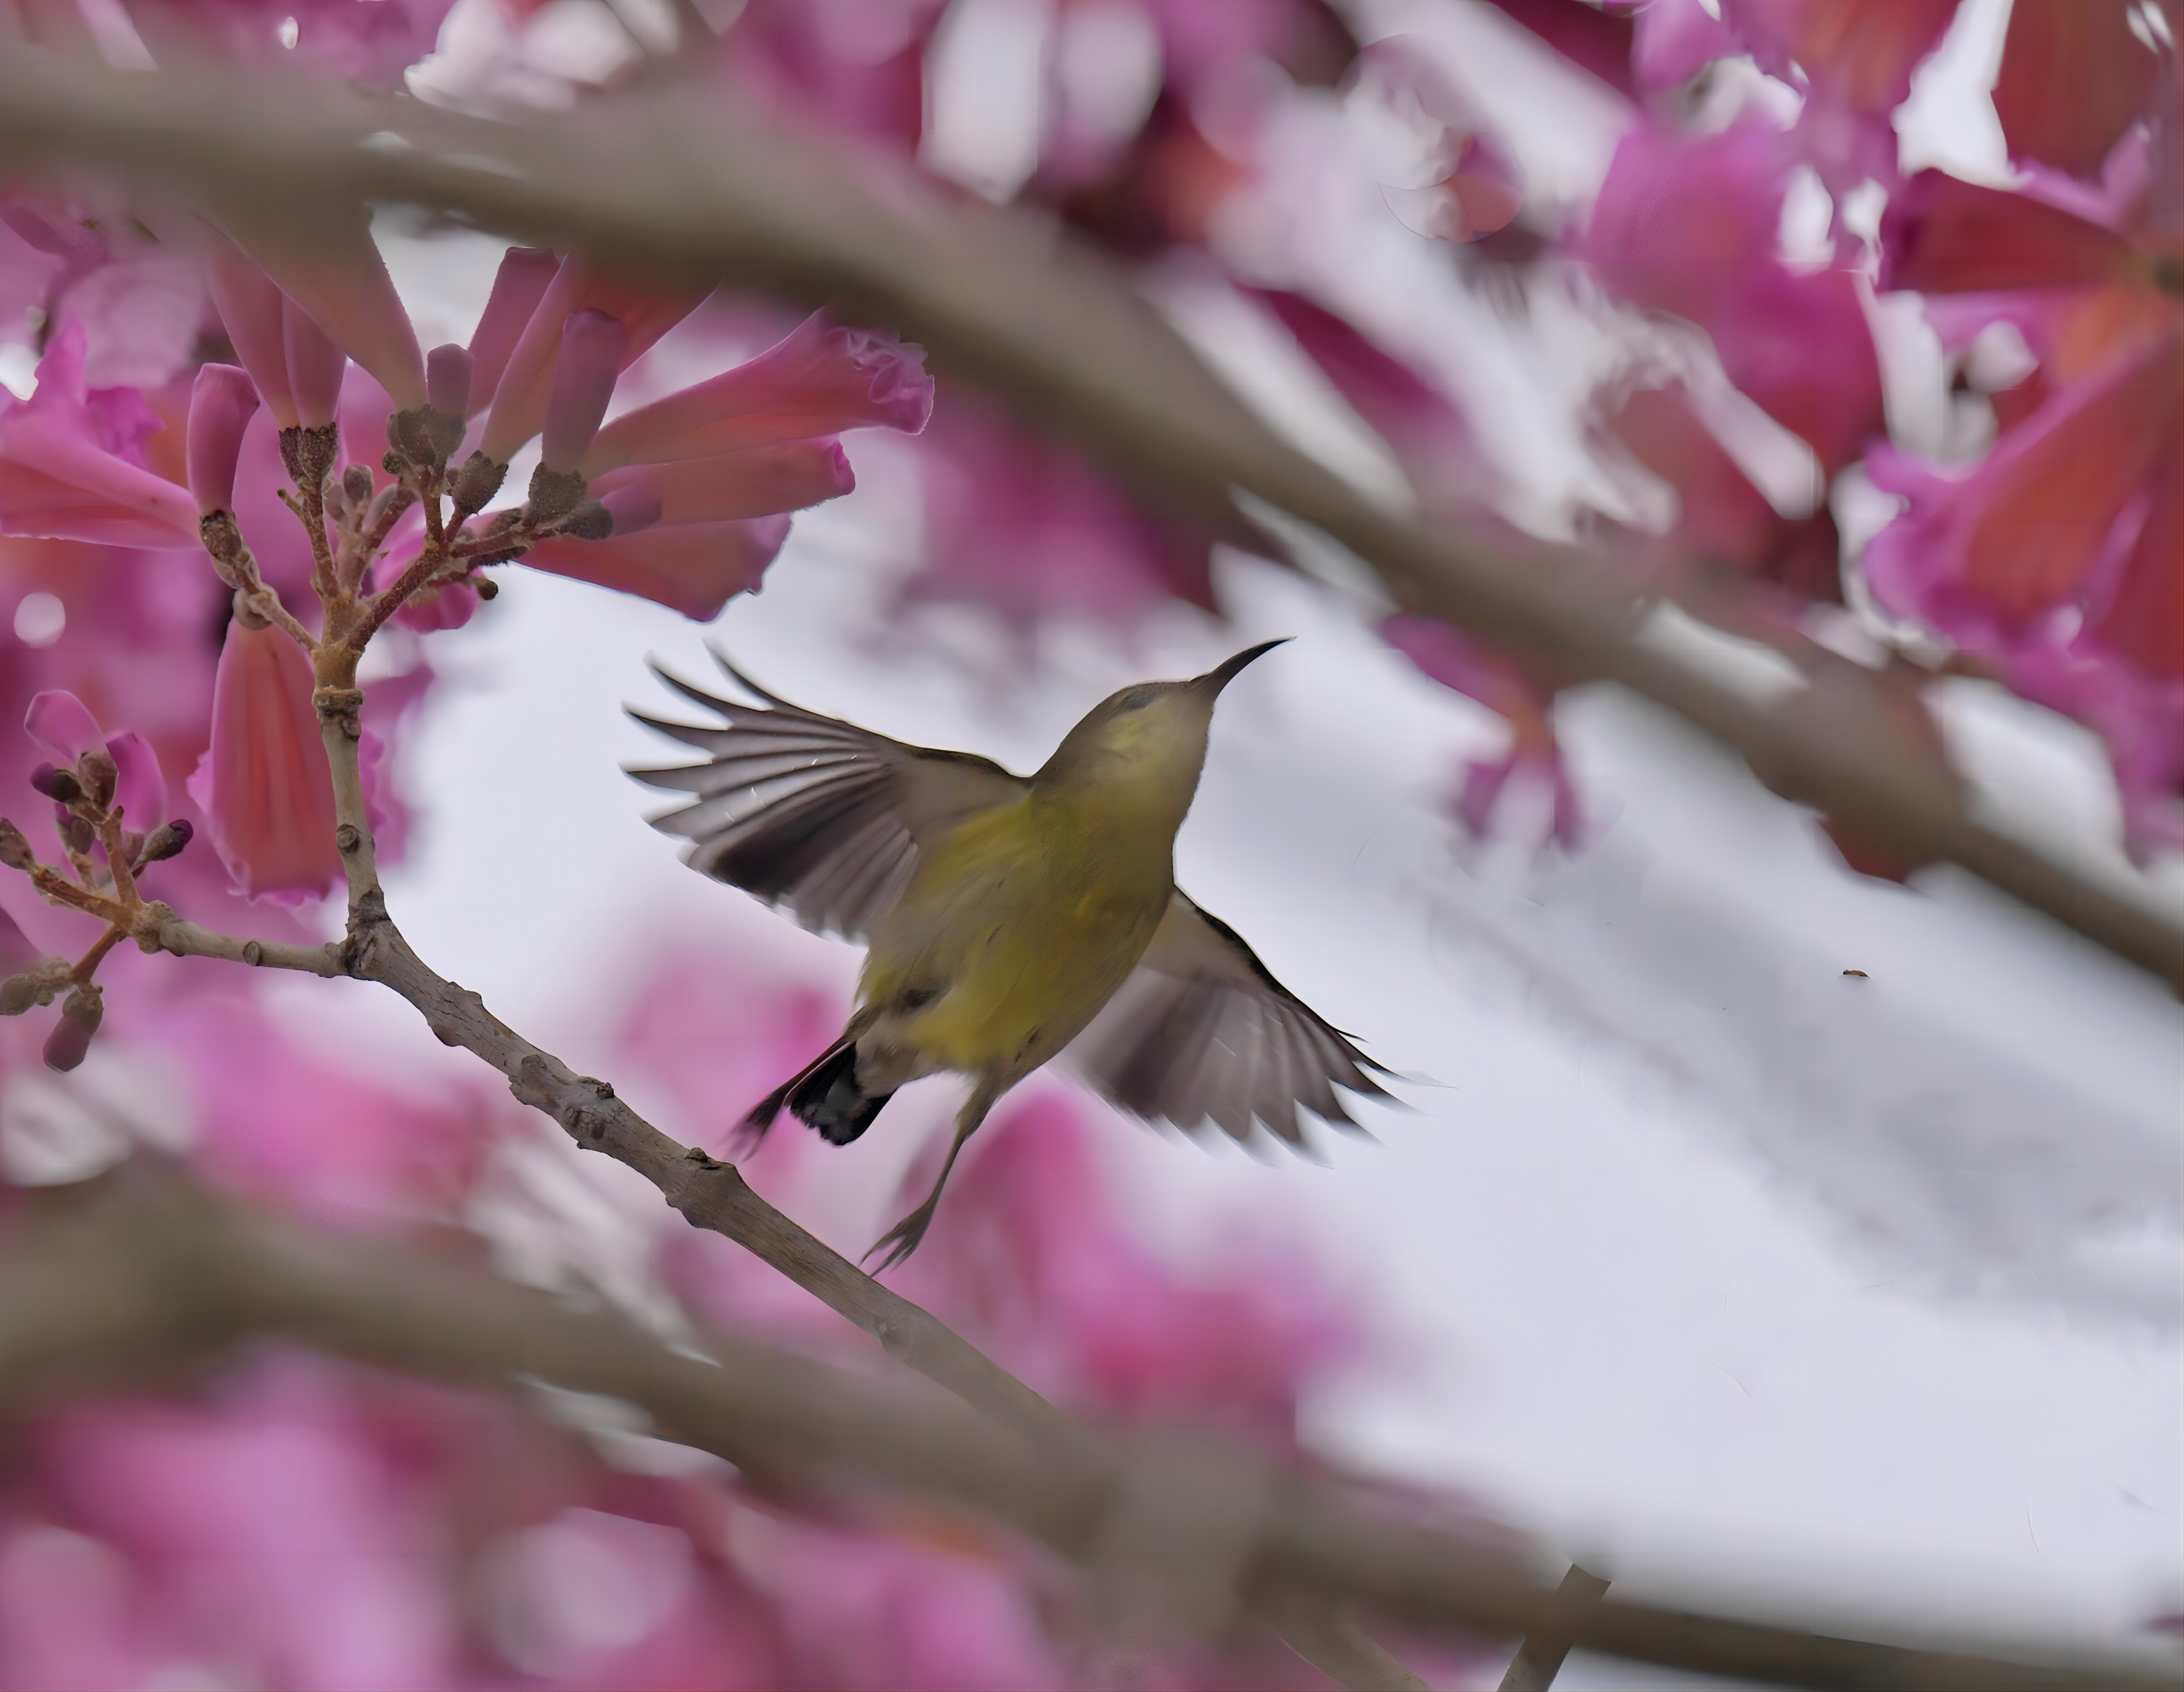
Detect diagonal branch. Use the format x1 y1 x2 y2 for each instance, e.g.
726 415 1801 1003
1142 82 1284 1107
0 62 2175 987
0 1177 2170 1692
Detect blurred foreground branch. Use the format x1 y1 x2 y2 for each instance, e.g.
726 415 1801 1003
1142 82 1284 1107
0 59 2176 989
0 1175 2171 1692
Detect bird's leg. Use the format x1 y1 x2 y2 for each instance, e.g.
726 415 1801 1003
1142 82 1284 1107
864 1078 1000 1273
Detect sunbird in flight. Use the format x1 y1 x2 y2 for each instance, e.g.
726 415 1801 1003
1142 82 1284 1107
631 643 1388 1269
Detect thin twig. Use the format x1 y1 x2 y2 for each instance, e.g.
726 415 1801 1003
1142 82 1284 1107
1500 1565 1612 1691
0 62 2173 986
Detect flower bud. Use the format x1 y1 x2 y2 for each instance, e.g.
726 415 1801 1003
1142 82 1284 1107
199 510 248 572
75 748 117 810
539 311 627 474
136 818 194 866
450 451 509 515
472 576 500 601
426 342 473 418
28 763 81 804
527 463 587 522
342 463 375 507
386 407 440 467
42 987 102 1072
186 363 262 515
0 818 34 872
560 499 614 541
58 812 95 857
2 973 43 1016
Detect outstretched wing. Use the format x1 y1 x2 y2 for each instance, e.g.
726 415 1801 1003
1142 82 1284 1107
628 654 1027 943
1064 892 1392 1150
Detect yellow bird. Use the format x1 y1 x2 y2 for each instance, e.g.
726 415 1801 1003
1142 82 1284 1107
631 643 1388 1269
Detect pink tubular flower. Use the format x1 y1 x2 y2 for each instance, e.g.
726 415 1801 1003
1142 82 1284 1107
461 247 559 416
186 619 341 901
538 310 627 473
587 441 854 526
0 322 198 549
212 205 426 411
521 516 792 621
282 299 348 430
201 226 298 427
478 257 711 464
581 312 933 474
423 343 470 418
185 364 261 515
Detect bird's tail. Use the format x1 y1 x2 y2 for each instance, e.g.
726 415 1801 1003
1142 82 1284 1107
735 1033 895 1157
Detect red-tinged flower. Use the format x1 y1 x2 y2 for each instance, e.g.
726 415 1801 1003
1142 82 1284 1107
185 618 341 903
1380 615 1583 853
1577 117 1886 474
185 363 261 515
1993 0 2169 180
582 312 933 474
0 323 198 550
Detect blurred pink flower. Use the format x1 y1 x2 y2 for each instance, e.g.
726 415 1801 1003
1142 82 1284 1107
1346 38 1524 245
1380 615 1582 853
1578 117 1886 474
185 363 261 515
185 618 340 902
0 323 198 550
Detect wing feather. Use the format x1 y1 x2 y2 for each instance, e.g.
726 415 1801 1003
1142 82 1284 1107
1065 892 1389 1151
629 653 1027 943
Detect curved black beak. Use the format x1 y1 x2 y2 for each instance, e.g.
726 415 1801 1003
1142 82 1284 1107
1198 638 1291 693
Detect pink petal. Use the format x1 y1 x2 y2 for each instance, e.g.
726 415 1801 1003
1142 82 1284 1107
480 255 709 464
520 514 790 618
106 728 168 826
26 689 105 764
1632 0 1741 92
538 309 627 474
587 440 854 525
185 618 341 902
187 362 261 513
582 313 933 475
283 298 348 430
1384 132 1524 242
463 247 559 418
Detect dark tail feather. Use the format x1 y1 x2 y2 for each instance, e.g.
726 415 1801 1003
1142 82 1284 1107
732 1034 858 1159
784 1041 895 1146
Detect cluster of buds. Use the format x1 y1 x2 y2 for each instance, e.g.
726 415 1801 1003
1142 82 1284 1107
0 695 192 1072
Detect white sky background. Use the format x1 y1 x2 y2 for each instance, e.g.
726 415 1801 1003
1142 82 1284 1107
318 0 2184 1682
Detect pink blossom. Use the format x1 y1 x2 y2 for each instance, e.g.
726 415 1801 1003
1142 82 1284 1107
185 618 340 902
26 688 171 831
583 312 934 474
460 246 559 417
1380 616 1582 853
588 441 855 527
212 206 426 411
0 323 198 550
478 257 711 464
1346 38 1524 245
522 515 792 622
1577 117 1885 473
201 224 299 427
1632 0 1743 94
185 363 261 515
539 310 628 474
282 298 347 430
422 343 469 418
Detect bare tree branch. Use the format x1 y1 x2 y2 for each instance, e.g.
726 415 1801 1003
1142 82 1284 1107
1500 1565 1613 1691
0 61 2175 987
0 1177 2171 1692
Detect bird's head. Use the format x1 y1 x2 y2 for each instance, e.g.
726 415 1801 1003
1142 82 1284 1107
1037 640 1288 804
